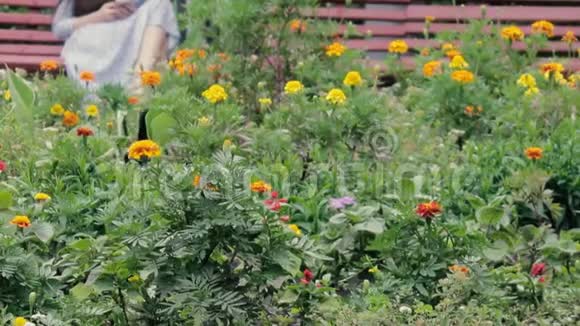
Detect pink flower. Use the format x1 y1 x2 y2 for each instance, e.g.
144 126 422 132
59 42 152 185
303 269 314 282
538 276 546 283
279 215 290 223
0 160 6 173
531 262 546 277
263 191 288 211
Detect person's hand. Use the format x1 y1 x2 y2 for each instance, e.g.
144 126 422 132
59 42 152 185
94 1 136 22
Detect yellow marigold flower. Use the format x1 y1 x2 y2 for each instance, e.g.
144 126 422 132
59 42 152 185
198 116 211 126
531 20 554 37
325 42 347 57
140 71 161 87
441 43 454 51
525 87 540 96
517 73 537 88
501 26 525 41
223 138 234 151
50 103 65 116
525 147 543 160
562 31 577 44
425 16 435 23
259 97 272 106
13 317 28 326
451 70 475 84
85 104 99 117
202 84 228 104
423 61 441 77
368 266 380 273
284 80 304 94
449 55 469 69
325 88 347 105
420 48 430 56
553 71 567 85
3 90 10 101
107 121 114 129
127 140 161 160
540 62 565 80
10 215 31 228
250 180 271 193
568 74 579 88
34 192 51 201
290 19 307 33
79 71 95 82
62 110 79 127
40 59 59 72
128 274 142 283
193 175 201 187
288 224 302 236
445 49 462 59
388 39 409 54
343 71 363 87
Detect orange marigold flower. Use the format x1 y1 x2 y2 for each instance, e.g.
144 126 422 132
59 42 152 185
193 175 201 187
128 96 139 105
325 42 347 57
127 140 161 160
250 180 272 193
501 26 525 41
445 49 462 59
531 20 554 37
40 59 59 72
140 71 161 87
464 105 483 117
175 49 195 61
290 19 307 33
415 201 442 219
177 63 197 77
79 71 95 82
422 61 441 77
425 16 435 23
449 264 470 275
208 64 222 73
562 31 577 44
388 39 409 54
198 49 207 59
540 62 564 74
441 42 454 51
525 147 543 160
451 70 475 84
420 48 430 56
10 215 31 228
62 110 79 127
217 52 230 62
76 126 94 137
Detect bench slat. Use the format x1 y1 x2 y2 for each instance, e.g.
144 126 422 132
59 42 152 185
0 12 53 25
310 7 407 21
0 0 57 7
0 53 61 69
0 43 61 55
0 30 59 42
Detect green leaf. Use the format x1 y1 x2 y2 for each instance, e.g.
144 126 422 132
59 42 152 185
7 69 35 125
401 177 415 202
31 222 54 243
476 206 505 226
70 283 94 301
272 249 301 276
465 193 486 209
483 240 509 261
278 289 298 304
147 110 177 145
353 218 385 234
0 191 13 210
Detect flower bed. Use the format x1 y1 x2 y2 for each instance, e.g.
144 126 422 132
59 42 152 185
0 1 579 325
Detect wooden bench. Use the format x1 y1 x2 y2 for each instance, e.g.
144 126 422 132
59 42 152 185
0 0 61 69
316 0 580 71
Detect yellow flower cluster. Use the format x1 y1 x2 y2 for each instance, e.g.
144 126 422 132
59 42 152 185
325 42 347 57
517 73 540 96
540 62 566 85
326 88 347 105
284 80 304 94
259 98 272 106
3 90 10 101
198 116 211 126
562 31 577 44
343 71 363 87
250 180 271 193
202 84 228 104
501 26 525 41
50 104 65 116
449 55 469 69
127 140 161 160
140 71 161 87
85 104 99 117
288 224 302 236
34 192 51 201
388 39 409 54
531 20 554 37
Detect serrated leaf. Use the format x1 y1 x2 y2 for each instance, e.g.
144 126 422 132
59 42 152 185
465 193 486 209
70 283 93 301
483 240 509 261
476 206 504 226
31 222 54 243
272 249 301 276
353 218 385 234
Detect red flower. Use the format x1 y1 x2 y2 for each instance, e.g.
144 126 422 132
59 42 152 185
279 215 290 223
415 201 442 219
0 160 6 173
531 262 546 277
76 127 94 137
263 191 288 212
538 276 546 283
303 269 314 282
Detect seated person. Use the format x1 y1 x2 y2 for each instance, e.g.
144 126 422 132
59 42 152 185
52 0 180 89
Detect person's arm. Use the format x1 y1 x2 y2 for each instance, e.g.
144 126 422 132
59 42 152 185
52 0 136 40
